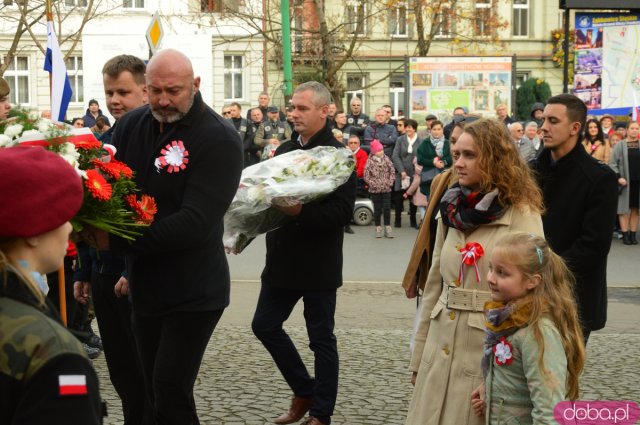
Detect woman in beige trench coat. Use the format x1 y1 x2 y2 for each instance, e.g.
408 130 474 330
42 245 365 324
405 119 544 425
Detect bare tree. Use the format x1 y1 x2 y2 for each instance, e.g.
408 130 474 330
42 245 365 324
0 0 109 76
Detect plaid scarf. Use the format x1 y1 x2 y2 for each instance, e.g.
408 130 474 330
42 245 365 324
439 184 506 231
481 297 534 378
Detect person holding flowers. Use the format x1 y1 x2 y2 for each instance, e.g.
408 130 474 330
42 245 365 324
470 232 585 424
0 146 102 424
110 48 243 425
405 119 544 425
73 54 153 425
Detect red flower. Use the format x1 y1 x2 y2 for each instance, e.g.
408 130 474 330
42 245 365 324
460 242 484 266
494 337 514 366
73 139 102 150
126 194 157 224
85 169 113 201
92 159 133 179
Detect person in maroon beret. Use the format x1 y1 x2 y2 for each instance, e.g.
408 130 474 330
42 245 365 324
0 146 103 424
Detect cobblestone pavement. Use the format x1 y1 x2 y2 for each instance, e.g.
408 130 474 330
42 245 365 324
95 282 640 425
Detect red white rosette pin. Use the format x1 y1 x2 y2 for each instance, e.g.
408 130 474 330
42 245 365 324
457 242 484 285
155 140 189 173
493 337 514 366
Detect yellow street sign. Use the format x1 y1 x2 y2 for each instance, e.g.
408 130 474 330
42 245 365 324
146 11 164 54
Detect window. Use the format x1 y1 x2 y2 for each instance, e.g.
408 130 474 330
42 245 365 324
65 56 84 104
224 55 243 100
434 3 452 38
4 56 30 105
512 0 529 37
346 1 366 35
346 74 366 112
515 71 529 89
390 3 408 37
475 0 492 37
292 0 304 54
200 0 239 13
389 76 405 118
65 0 87 6
123 0 144 9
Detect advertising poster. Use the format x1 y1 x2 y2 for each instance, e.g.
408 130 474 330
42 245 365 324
574 13 640 115
408 56 514 122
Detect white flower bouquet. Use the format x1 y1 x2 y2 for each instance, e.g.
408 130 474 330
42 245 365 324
223 146 355 253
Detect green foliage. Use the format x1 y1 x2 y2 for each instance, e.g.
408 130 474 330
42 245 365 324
516 78 552 121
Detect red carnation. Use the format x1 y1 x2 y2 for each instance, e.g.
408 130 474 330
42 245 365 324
93 159 133 180
85 169 113 201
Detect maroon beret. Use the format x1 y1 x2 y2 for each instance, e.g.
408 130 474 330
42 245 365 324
0 146 83 238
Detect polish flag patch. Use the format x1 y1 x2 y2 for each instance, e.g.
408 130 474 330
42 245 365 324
58 375 88 396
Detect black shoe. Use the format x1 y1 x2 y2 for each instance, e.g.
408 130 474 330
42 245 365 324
632 232 638 245
623 231 632 245
344 225 354 234
86 333 103 350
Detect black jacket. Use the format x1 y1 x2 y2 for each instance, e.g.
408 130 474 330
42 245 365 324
0 273 102 424
112 92 244 316
534 142 618 331
261 123 357 290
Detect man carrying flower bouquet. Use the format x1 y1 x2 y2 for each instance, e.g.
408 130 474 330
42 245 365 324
109 48 243 425
251 81 356 425
73 54 152 425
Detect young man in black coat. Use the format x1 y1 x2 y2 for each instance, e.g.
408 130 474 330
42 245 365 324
534 94 618 343
251 81 356 425
110 49 243 424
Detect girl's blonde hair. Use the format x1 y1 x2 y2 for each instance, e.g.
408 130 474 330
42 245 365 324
493 232 585 400
0 238 46 307
462 118 543 213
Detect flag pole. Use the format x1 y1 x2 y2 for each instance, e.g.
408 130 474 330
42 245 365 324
46 0 68 327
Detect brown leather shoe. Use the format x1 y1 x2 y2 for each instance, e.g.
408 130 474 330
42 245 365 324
300 416 328 425
273 396 313 424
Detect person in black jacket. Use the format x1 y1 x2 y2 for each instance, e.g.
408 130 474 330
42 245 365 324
110 49 243 424
533 94 618 343
0 146 102 425
74 54 152 425
251 81 356 425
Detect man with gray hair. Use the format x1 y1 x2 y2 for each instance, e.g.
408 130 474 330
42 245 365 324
252 81 356 425
509 121 536 163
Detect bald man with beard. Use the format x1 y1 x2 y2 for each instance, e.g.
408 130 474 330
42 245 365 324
111 49 243 424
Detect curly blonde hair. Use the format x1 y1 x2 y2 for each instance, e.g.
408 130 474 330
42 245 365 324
462 118 543 213
493 232 585 399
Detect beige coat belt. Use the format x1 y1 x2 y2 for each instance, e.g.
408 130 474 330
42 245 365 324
441 283 491 312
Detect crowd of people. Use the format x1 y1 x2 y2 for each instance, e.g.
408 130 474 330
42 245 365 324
0 56 634 425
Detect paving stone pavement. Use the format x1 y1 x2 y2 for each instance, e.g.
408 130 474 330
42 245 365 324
95 298 640 424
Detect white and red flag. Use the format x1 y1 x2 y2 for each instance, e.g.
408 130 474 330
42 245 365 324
58 375 88 396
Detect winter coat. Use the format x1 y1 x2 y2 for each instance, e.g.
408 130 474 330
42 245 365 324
405 206 543 425
112 92 244 316
485 317 567 425
261 123 356 291
364 154 396 194
352 147 368 178
401 169 456 295
416 137 452 196
582 139 612 164
392 134 423 191
82 108 111 128
533 143 618 332
609 140 640 214
405 162 428 207
0 272 102 424
515 138 537 163
363 122 398 157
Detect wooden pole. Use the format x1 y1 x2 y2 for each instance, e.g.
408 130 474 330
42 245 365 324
46 0 67 327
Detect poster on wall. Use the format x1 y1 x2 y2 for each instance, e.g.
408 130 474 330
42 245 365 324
574 12 640 115
408 56 514 123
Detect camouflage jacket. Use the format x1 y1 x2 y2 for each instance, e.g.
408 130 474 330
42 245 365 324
0 271 103 424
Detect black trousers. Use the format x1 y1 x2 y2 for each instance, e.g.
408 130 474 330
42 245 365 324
394 190 417 225
91 271 152 425
132 309 224 425
252 284 338 425
371 192 391 226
